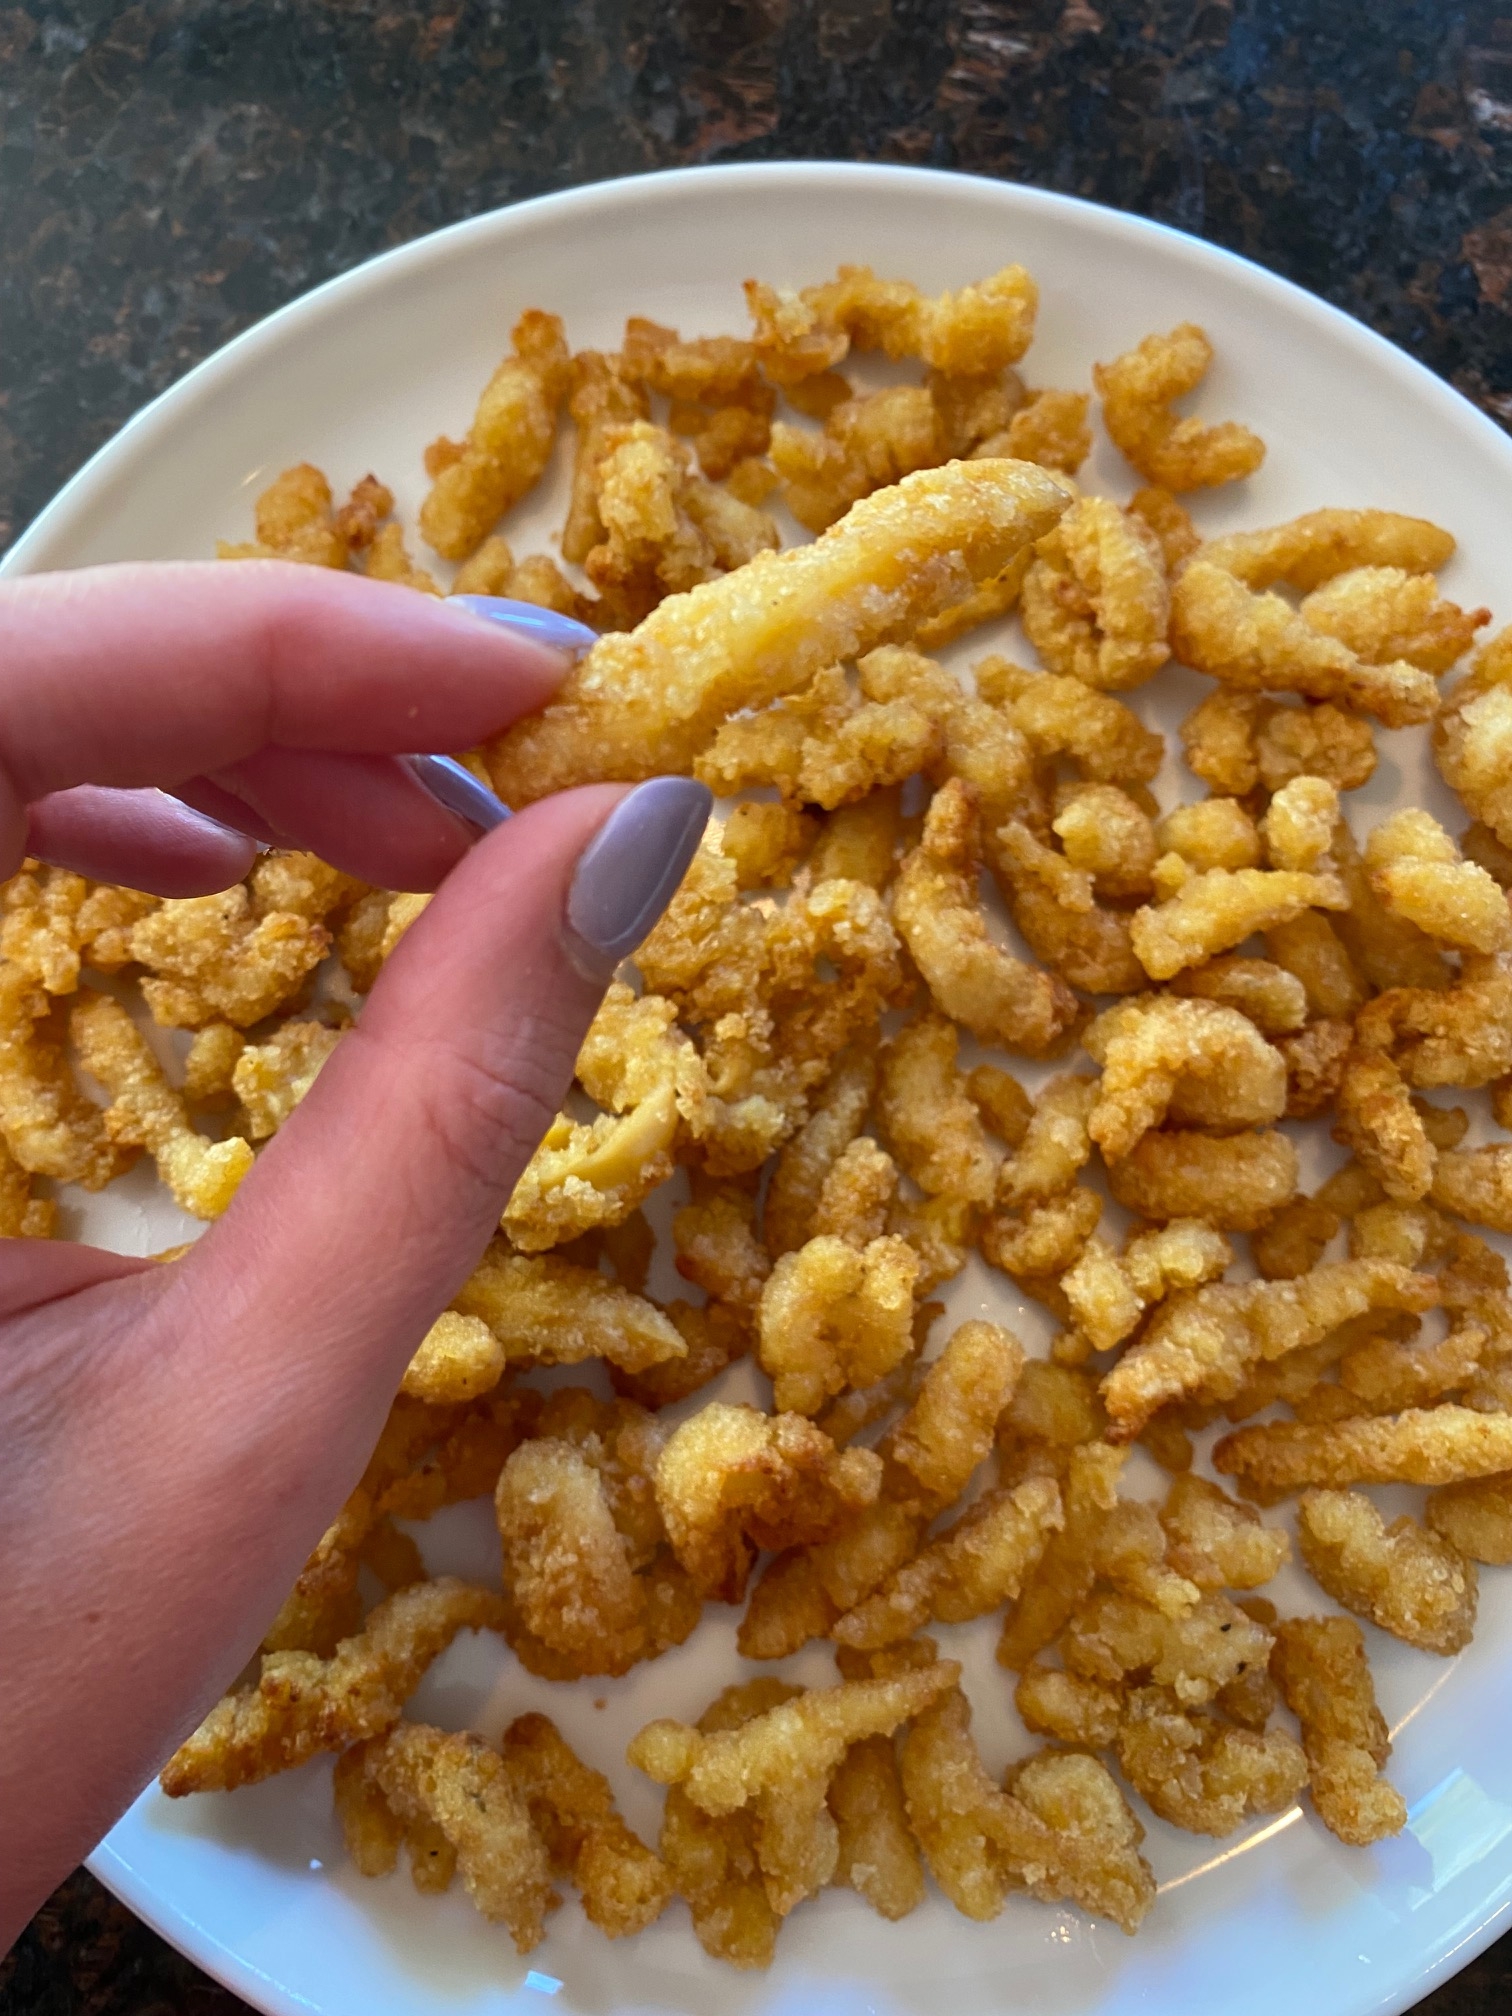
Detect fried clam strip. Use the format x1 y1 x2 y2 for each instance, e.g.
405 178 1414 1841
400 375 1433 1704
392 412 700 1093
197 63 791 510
0 962 129 1186
337 1725 557 1954
1432 1145 1512 1234
1105 1127 1299 1231
827 1731 926 1922
881 1319 1025 1510
745 263 1039 382
160 1580 507 1795
1 864 155 993
127 885 333 1030
1019 495 1170 692
1181 688 1380 798
1435 627 1512 848
1178 566 1441 728
1355 955 1512 1091
1085 995 1287 1161
1334 1049 1437 1205
485 459 1071 802
1060 1221 1234 1356
418 310 570 560
231 1020 343 1139
0 1134 52 1236
1094 323 1264 491
71 993 253 1218
445 1241 685 1379
1113 1687 1307 1836
894 778 1078 1058
655 1402 883 1602
1101 1260 1438 1441
1427 1471 1512 1563
630 1662 959 1921
996 1442 1127 1670
1296 1488 1477 1655
1364 809 1512 954
900 1685 1155 1932
830 1473 1064 1647
1271 1617 1406 1845
1214 1404 1512 1503
876 1012 1000 1208
764 1042 877 1258
757 1232 920 1415
501 1712 673 1938
1130 862 1348 981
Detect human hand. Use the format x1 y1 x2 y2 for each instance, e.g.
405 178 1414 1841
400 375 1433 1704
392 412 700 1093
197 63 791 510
0 561 709 1945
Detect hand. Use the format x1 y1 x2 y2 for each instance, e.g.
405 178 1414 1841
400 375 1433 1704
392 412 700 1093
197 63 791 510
0 562 709 1946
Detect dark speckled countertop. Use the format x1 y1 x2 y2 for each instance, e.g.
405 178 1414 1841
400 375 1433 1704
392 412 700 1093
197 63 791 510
3 2 1512 2011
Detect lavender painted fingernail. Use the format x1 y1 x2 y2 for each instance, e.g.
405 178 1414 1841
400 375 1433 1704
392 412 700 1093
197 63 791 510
406 754 511 834
448 595 597 658
566 778 712 977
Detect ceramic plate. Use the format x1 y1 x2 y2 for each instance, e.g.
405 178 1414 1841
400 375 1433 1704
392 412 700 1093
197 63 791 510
8 162 1512 2016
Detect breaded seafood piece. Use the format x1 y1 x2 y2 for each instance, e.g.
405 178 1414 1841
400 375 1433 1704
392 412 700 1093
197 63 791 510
1169 956 1307 1036
631 1662 959 1922
1086 995 1287 1161
1365 808 1512 953
1435 626 1512 849
998 1074 1097 1204
1356 956 1512 1090
1019 496 1170 692
1101 1258 1436 1438
1334 1049 1436 1203
831 1473 1063 1646
1114 1686 1306 1835
1062 1221 1233 1355
895 779 1078 1057
486 459 1071 802
996 1442 1126 1670
1128 484 1201 569
769 385 943 534
502 1712 672 1938
128 887 329 1029
161 1580 506 1795
884 1319 1025 1509
1160 1473 1291 1589
1063 1588 1273 1707
71 992 252 1218
876 1012 999 1206
655 1402 882 1601
1271 1617 1406 1845
1105 1127 1298 1232
901 1685 1154 1932
1432 1145 1512 1233
231 1020 342 1139
1300 565 1487 674
419 310 570 559
341 1724 557 1952
1426 1471 1512 1564
746 263 1038 381
501 1089 679 1250
1200 508 1455 591
0 963 131 1186
401 1312 507 1405
1262 775 1340 874
0 1134 53 1238
1213 1403 1512 1500
757 1232 920 1415
1052 782 1159 901
827 1733 925 1921
1296 1488 1477 1654
1131 864 1348 980
764 1043 877 1259
985 657 1165 783
216 462 365 567
1171 561 1441 727
1094 324 1264 490
451 1243 685 1373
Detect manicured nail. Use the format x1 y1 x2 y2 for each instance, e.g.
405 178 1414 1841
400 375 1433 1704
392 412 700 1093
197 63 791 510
566 777 712 977
406 754 511 834
448 595 598 658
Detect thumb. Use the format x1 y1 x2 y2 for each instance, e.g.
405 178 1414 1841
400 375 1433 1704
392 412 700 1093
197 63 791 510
147 775 709 1529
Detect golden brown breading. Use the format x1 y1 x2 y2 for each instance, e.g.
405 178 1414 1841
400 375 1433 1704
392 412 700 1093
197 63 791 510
1020 497 1170 692
1114 1686 1306 1835
1296 1487 1477 1653
1214 1402 1512 1500
757 1232 920 1415
1271 1616 1406 1845
1094 323 1264 490
1105 1127 1299 1232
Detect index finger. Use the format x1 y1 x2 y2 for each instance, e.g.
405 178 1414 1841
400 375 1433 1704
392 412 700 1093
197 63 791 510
0 561 583 818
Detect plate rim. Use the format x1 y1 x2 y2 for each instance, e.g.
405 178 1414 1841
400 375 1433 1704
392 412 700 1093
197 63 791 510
6 156 1509 2016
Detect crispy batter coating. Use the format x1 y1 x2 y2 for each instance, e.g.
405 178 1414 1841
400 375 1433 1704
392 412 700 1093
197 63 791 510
1215 1402 1512 1500
1262 775 1340 873
1365 808 1512 953
631 1662 959 1921
501 1712 672 1938
161 1579 507 1795
1334 1049 1436 1202
71 992 252 1218
901 1687 1154 1931
1271 1616 1406 1845
827 1733 925 1920
995 387 1093 474
769 386 943 533
1300 565 1487 673
128 887 329 1029
1014 1663 1123 1747
1094 323 1264 490
1432 1145 1512 1232
883 1320 1024 1509
1435 627 1512 849
1114 1687 1306 1835
1063 1221 1233 1354
0 1133 53 1237
1160 1472 1291 1588
1171 560 1440 727
988 657 1165 783
813 1136 897 1245
0 963 129 1186
1053 783 1159 901
832 1474 1063 1646
419 310 570 559
721 801 818 890
1086 996 1287 1160
996 1442 1126 1669
999 1074 1097 1203
1296 1488 1477 1653
746 263 1038 380
1356 956 1512 1090
655 1402 882 1601
1131 864 1347 981
757 1232 919 1415
450 1242 684 1373
1020 497 1170 692
763 1043 876 1258
231 1020 342 1139
488 459 1070 802
1129 484 1201 569
980 1186 1102 1300
895 780 1078 1056
343 1723 557 1952
875 1012 998 1205
1202 508 1455 591
401 1312 506 1404
1102 1258 1436 1438
1426 1471 1512 1563
809 791 902 889
991 815 1148 995
1063 1587 1273 1707
217 462 376 567
1106 1127 1298 1231
1170 956 1307 1036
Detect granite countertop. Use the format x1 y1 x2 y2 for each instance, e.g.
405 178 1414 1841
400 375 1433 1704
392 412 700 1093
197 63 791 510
3 1 1512 2011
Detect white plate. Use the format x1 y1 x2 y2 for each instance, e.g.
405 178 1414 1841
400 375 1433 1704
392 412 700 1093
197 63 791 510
8 161 1512 2016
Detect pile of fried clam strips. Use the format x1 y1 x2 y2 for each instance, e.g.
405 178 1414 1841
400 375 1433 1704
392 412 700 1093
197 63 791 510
8 258 1512 1972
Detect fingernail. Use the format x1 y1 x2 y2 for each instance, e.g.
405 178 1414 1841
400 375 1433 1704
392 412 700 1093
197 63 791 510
448 595 598 658
405 754 511 834
565 777 712 977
